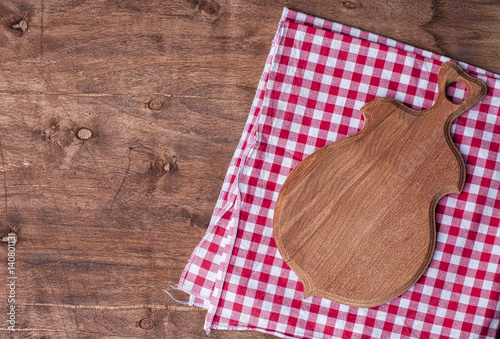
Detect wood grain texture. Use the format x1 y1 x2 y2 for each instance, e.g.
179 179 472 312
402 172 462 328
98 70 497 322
274 62 488 308
0 0 499 337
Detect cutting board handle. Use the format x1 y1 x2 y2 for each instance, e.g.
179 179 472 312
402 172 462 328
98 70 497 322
435 62 488 120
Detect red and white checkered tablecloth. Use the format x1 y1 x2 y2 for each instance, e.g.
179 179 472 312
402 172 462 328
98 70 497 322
178 7 500 338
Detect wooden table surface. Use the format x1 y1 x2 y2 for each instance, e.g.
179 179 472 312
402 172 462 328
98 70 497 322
0 0 499 338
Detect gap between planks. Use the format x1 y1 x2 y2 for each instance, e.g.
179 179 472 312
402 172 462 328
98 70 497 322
17 302 205 311
0 327 141 338
0 91 248 101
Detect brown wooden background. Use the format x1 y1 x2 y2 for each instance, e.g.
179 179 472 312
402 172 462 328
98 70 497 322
0 0 499 338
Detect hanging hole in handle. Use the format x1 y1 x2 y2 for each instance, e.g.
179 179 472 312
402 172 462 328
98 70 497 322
446 81 467 104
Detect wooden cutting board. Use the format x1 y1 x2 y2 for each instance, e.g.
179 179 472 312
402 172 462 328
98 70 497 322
273 62 487 308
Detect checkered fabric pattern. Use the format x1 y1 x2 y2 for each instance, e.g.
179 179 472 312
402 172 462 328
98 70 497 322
178 7 500 338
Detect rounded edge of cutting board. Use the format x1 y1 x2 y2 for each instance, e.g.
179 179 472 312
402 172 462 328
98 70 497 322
302 192 443 308
273 139 463 308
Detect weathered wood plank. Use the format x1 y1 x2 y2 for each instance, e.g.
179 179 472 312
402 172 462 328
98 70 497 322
0 0 499 337
2 0 500 95
1 306 271 338
0 93 258 336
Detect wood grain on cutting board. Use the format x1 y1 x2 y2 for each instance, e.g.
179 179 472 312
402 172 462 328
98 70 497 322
0 0 499 337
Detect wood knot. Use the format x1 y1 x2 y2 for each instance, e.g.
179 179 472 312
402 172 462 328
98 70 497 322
198 0 220 20
163 156 177 173
10 19 28 32
342 0 360 10
75 128 93 140
148 99 162 111
163 162 173 172
0 233 17 245
180 208 210 230
139 318 154 330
